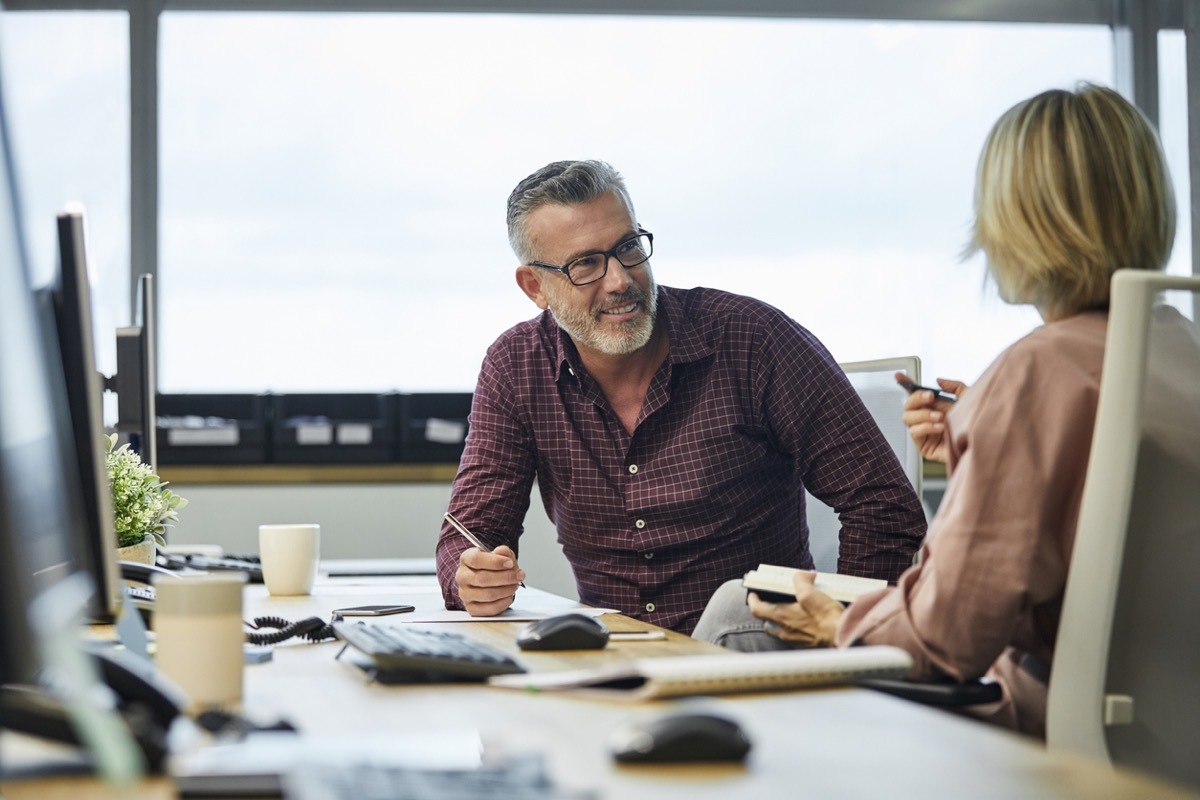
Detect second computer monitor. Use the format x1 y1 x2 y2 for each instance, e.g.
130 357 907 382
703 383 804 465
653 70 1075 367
115 272 158 472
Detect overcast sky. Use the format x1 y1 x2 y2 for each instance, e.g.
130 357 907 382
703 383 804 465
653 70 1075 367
1 12 1190 394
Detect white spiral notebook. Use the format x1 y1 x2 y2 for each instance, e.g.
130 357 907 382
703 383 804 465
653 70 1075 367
488 646 913 701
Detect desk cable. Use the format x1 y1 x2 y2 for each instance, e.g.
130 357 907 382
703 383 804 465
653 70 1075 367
243 615 336 646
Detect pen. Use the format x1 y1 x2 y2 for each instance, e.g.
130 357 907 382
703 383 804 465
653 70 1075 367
895 375 958 404
444 512 525 587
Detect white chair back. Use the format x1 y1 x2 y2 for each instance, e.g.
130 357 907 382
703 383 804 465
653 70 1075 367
1047 271 1200 791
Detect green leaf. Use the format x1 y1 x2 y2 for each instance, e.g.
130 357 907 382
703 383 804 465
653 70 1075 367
102 432 187 549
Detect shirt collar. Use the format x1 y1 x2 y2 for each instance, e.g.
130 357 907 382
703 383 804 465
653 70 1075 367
545 286 717 384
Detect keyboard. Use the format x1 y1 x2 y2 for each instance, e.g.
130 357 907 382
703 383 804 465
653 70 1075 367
284 755 562 800
125 583 156 603
158 552 264 583
122 582 156 624
332 621 526 682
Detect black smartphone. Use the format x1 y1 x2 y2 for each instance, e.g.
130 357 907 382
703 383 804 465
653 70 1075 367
333 604 416 617
896 375 957 403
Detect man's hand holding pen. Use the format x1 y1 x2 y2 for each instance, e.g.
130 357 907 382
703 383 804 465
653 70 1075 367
445 512 526 616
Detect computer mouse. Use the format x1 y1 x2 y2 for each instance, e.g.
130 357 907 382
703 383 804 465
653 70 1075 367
516 613 610 651
609 711 752 763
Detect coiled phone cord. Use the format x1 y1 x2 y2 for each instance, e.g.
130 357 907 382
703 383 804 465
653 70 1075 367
244 615 336 646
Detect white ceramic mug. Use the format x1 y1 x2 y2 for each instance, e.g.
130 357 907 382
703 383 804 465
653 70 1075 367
258 523 321 596
152 572 248 711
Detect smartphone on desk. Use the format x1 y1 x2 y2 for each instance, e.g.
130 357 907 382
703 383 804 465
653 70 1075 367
333 604 415 617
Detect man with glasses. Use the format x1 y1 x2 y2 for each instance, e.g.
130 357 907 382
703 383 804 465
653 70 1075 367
436 159 926 634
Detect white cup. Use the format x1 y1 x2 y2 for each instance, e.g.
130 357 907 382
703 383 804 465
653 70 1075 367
152 572 247 712
258 523 321 596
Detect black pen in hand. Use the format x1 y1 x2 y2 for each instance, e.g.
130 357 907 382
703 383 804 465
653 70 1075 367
896 375 958 403
444 512 525 588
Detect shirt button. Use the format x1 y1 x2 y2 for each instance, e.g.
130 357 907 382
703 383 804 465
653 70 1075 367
568 367 575 377
643 552 654 560
645 602 656 613
635 519 646 529
628 464 638 474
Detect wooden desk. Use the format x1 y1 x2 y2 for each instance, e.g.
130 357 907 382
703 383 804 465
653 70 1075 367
3 576 1197 800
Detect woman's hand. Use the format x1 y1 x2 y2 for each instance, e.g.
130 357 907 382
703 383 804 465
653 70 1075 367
747 571 844 647
897 373 967 464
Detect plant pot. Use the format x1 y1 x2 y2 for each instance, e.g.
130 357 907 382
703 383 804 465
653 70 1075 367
116 535 156 565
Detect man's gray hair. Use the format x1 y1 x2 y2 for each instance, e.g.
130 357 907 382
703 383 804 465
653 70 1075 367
506 160 636 264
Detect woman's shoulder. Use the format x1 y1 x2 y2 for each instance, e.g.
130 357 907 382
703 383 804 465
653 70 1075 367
980 311 1107 390
946 312 1107 471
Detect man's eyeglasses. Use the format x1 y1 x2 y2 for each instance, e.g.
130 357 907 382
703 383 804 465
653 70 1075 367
530 230 654 287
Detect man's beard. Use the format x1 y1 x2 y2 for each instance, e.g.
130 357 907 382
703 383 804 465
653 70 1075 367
547 274 658 356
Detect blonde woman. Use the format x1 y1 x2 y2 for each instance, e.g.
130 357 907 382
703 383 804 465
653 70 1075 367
696 83 1176 738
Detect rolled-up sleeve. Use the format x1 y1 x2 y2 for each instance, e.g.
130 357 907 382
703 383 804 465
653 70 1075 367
759 314 927 582
435 340 537 610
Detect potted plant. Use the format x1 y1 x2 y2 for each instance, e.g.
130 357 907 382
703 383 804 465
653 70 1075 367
105 433 187 563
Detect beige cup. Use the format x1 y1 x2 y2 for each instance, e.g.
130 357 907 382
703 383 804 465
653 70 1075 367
258 523 321 596
152 572 247 711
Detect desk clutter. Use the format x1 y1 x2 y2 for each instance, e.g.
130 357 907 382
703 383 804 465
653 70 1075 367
156 391 472 465
4 576 1194 800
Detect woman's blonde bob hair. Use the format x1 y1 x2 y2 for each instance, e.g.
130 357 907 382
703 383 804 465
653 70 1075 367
966 83 1176 318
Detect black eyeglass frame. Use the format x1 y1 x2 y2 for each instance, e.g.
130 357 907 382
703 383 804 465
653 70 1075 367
529 229 654 286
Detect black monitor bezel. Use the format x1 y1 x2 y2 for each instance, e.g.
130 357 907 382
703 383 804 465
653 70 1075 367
45 209 124 622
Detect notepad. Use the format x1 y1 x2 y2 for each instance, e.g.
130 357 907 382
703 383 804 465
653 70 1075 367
742 563 887 604
487 646 912 701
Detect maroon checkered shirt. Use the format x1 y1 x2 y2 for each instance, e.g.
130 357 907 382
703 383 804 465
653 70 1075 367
437 285 926 633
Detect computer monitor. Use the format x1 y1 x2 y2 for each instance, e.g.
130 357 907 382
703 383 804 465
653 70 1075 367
0 55 146 782
32 208 124 622
114 272 158 472
0 74 93 688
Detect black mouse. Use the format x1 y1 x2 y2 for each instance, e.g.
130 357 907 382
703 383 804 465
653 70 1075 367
516 613 610 651
609 711 752 763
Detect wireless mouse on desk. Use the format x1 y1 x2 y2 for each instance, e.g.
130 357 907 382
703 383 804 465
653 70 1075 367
609 711 752 764
516 613 610 651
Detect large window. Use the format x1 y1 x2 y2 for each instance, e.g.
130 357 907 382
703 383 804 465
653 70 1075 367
14 11 1174 395
0 12 128 383
158 14 1111 393
1160 30 1193 282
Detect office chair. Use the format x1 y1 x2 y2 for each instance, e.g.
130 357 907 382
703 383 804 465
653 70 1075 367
805 357 925 573
1046 271 1200 790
